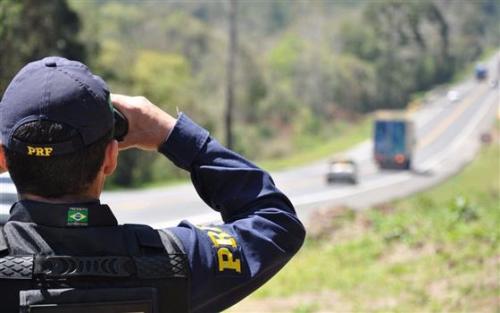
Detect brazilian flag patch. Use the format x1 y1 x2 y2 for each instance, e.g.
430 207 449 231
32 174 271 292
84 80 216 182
67 207 88 226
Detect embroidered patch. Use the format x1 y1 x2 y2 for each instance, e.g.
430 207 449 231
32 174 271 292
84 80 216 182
67 207 88 226
198 226 243 276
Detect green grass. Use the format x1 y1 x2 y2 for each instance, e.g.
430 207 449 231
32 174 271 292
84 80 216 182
258 117 372 171
229 136 500 312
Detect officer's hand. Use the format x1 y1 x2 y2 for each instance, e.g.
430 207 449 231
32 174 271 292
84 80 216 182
110 94 177 151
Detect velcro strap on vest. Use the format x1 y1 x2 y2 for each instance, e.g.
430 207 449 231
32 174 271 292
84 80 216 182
0 255 188 280
32 255 188 279
33 256 135 278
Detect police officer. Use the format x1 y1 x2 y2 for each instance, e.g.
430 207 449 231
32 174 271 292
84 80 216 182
0 56 305 312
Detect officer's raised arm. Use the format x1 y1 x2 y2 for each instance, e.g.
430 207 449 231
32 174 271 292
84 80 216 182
111 94 306 312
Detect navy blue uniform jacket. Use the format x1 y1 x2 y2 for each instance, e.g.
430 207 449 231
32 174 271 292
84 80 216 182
158 114 305 312
4 114 305 312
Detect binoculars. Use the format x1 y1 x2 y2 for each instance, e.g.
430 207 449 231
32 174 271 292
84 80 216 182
113 108 128 142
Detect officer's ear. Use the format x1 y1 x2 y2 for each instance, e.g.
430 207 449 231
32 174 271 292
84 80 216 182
0 145 8 174
102 140 119 176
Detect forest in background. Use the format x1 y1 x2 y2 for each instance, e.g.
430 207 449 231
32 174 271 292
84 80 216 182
1 0 499 187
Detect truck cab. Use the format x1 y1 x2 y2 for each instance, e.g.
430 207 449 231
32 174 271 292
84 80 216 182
475 64 488 81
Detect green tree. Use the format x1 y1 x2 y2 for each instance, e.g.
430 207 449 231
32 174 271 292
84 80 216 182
133 50 193 111
268 34 304 79
0 0 85 93
107 50 194 187
331 54 377 112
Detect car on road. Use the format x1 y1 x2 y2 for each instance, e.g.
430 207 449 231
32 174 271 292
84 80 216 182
326 159 358 185
490 78 498 89
0 173 17 220
446 89 460 103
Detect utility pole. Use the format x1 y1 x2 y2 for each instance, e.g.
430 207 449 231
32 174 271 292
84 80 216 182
225 0 237 149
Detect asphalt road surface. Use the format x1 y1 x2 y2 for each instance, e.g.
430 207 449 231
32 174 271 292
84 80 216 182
1 53 499 228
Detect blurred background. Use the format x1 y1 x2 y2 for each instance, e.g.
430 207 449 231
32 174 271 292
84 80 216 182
0 0 498 188
1 0 499 312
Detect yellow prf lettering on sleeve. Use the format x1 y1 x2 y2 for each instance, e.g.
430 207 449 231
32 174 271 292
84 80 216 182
207 230 237 248
217 247 241 273
200 226 237 248
198 225 243 274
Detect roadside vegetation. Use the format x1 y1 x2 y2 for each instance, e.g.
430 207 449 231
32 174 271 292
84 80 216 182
259 116 372 171
230 132 500 312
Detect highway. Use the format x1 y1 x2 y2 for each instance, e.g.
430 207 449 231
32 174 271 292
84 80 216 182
1 53 499 227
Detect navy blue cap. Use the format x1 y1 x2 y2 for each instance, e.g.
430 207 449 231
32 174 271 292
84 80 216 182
0 56 113 157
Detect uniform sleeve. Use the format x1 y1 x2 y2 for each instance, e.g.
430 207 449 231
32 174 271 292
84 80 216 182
158 114 306 313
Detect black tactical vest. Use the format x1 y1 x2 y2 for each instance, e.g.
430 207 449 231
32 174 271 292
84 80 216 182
0 221 190 313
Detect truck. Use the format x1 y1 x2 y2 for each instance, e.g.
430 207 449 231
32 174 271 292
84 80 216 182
475 64 488 81
373 112 415 170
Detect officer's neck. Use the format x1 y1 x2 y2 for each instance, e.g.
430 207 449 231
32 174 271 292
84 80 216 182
20 193 99 204
19 173 104 204
20 186 100 204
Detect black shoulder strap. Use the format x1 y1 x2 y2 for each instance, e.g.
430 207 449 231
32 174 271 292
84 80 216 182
123 223 167 255
0 225 8 256
124 224 185 255
123 224 189 279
